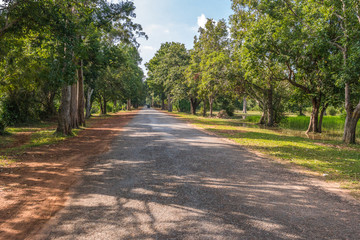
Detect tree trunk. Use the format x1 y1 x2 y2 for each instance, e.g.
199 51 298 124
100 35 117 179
56 85 72 135
99 97 104 115
318 103 328 133
85 88 94 119
299 105 304 116
127 99 131 111
167 94 172 112
306 97 321 133
190 97 199 115
259 111 265 125
77 60 85 127
209 96 214 117
243 96 247 114
70 82 79 129
161 98 165 110
343 114 360 144
202 98 206 117
113 100 117 111
45 91 56 117
343 90 360 144
103 98 107 114
266 86 274 127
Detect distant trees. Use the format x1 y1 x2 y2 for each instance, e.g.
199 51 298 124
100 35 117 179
146 0 360 144
0 0 146 136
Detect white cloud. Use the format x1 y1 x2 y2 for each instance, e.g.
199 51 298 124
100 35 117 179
141 46 155 51
197 14 207 28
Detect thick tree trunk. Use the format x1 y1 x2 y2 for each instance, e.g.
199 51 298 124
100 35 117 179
202 99 206 117
343 81 360 143
127 99 131 111
77 60 85 127
343 114 360 144
70 82 79 129
85 88 94 119
243 96 247 114
167 94 172 112
209 97 214 117
56 85 72 135
266 86 274 127
306 97 321 133
318 103 328 133
190 97 199 115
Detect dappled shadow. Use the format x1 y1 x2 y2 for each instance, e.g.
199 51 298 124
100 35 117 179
213 129 360 180
41 110 360 240
0 112 138 239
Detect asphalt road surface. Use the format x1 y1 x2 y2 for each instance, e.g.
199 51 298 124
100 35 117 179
37 109 360 240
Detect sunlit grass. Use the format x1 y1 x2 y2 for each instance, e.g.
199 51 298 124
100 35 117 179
171 111 360 195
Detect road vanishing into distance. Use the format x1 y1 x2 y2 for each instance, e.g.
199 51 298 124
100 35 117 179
36 109 360 240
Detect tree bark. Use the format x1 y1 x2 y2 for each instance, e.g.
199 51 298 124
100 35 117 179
56 85 72 135
99 97 104 115
190 97 199 115
209 96 214 117
243 96 247 114
103 98 107 114
259 111 265 125
318 103 328 133
70 82 79 129
127 99 131 111
85 88 93 119
343 95 360 144
266 86 274 127
202 98 206 117
161 98 165 110
306 97 321 133
77 60 85 127
167 94 172 112
299 105 304 116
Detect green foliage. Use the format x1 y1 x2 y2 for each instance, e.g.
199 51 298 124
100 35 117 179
173 99 190 113
327 106 338 116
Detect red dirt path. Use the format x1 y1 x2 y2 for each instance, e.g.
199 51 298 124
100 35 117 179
0 111 138 240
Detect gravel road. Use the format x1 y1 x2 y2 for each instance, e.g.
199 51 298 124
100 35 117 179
36 109 360 240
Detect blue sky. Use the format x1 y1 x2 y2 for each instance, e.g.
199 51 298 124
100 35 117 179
128 0 233 74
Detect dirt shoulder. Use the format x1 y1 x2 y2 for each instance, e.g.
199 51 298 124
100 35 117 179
0 111 138 240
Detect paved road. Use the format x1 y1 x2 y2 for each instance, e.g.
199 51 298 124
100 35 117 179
37 109 360 240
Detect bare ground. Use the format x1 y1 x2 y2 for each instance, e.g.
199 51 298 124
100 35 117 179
0 111 138 240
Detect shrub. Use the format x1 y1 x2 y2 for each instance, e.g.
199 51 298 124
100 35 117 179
217 110 229 119
327 106 337 116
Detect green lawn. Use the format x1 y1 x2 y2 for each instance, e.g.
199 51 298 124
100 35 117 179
170 111 360 196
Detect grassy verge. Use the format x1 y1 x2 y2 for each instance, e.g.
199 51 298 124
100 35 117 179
0 112 124 166
169 111 360 197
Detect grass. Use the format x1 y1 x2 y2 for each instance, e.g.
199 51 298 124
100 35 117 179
0 111 130 166
170 111 360 196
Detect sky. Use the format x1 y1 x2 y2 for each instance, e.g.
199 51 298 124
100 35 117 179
0 0 233 74
127 0 233 75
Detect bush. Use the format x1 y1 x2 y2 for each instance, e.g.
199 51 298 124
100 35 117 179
327 106 337 116
217 110 229 119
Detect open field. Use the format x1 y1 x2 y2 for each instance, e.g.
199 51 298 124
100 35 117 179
169 111 360 197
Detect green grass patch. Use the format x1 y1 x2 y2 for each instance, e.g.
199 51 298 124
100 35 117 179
171 111 360 194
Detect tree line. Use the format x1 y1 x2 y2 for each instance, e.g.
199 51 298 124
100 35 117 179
0 0 146 136
146 0 360 144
